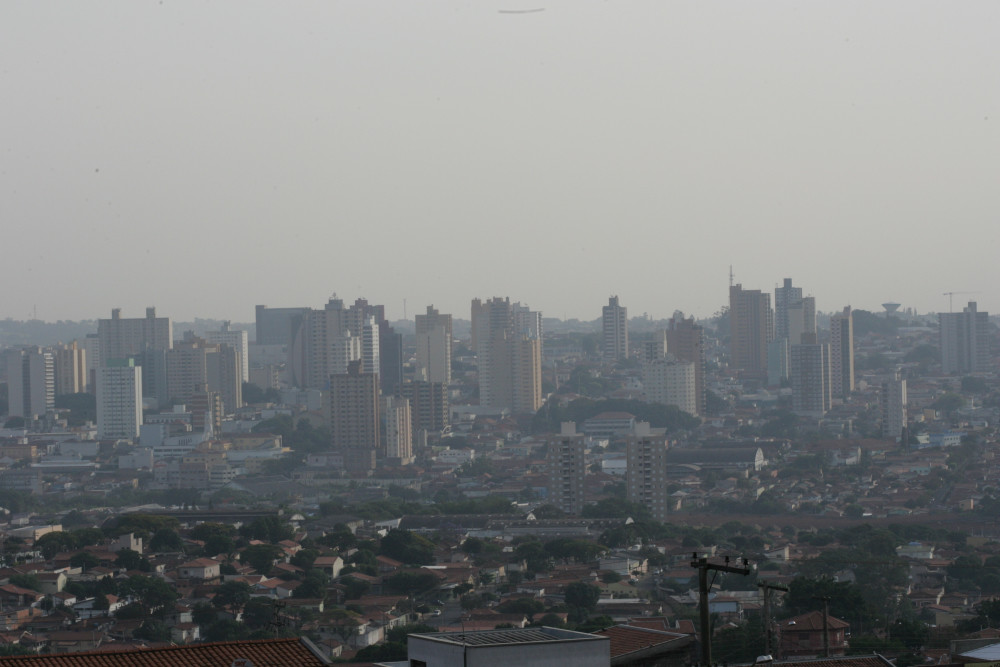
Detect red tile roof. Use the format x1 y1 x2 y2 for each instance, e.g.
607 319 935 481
0 637 326 667
594 624 691 659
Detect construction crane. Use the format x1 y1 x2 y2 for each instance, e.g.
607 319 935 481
943 291 980 313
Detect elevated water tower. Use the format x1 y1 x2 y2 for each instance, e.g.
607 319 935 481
882 302 901 318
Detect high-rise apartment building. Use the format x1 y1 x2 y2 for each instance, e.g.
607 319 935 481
512 337 543 414
288 296 346 390
415 306 452 384
166 336 242 414
642 331 668 363
774 278 802 343
787 296 817 345
472 297 543 413
381 395 413 464
98 307 172 364
189 384 223 436
379 321 403 395
255 305 310 345
98 308 172 406
665 315 705 415
729 284 773 379
330 361 380 473
287 296 399 392
626 423 670 522
830 307 855 400
790 343 831 416
602 296 629 361
5 347 55 419
400 381 449 443
53 341 87 395
940 301 991 374
97 359 142 440
881 372 907 441
547 422 586 515
642 358 698 416
205 322 250 384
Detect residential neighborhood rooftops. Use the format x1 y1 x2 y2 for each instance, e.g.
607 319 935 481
0 637 327 667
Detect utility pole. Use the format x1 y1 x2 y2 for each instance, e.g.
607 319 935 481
758 580 789 658
813 596 831 657
691 553 752 666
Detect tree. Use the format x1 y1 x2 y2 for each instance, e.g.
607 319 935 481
148 528 185 553
203 619 251 642
212 580 253 614
134 619 171 642
564 582 601 611
243 598 277 629
240 516 294 543
386 571 441 596
379 529 435 565
240 544 284 573
115 548 151 572
111 514 180 540
35 532 77 560
69 551 101 570
118 575 180 618
933 392 965 414
192 602 217 626
9 574 40 591
292 570 329 600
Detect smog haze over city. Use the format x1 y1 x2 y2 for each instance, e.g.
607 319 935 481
4 4 1000 666
2 1 999 322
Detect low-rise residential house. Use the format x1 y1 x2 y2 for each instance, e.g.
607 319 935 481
779 610 850 658
177 558 221 581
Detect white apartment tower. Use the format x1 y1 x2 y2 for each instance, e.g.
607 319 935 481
97 359 143 440
602 296 628 361
830 307 855 400
642 358 698 416
881 372 907 441
626 423 670 522
381 395 413 464
415 306 453 384
547 422 586 515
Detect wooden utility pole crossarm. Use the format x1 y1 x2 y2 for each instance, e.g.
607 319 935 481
690 554 753 667
758 580 789 658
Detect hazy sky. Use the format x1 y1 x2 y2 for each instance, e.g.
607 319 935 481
2 1 998 323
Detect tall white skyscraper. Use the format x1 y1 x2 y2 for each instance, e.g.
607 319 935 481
415 306 452 384
881 372 907 441
830 307 855 400
642 358 698 416
97 359 143 440
381 395 413 464
602 296 628 361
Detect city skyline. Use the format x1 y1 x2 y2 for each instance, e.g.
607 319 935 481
3 2 998 322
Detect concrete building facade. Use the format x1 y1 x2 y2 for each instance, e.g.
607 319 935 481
97 359 143 440
602 295 628 361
